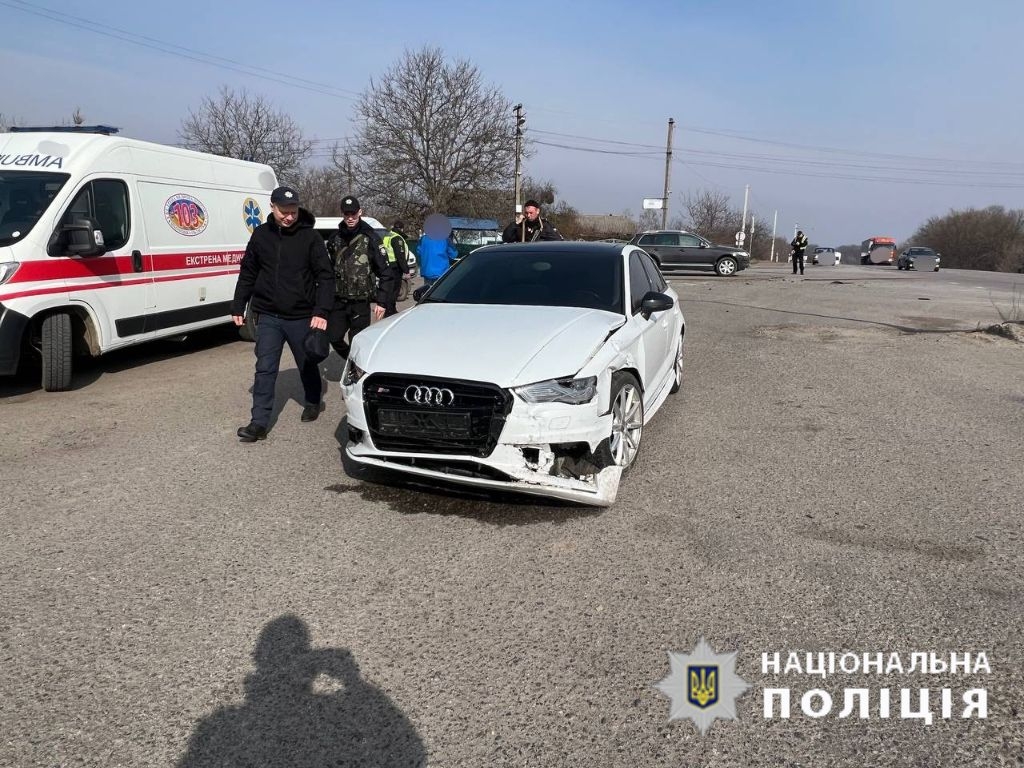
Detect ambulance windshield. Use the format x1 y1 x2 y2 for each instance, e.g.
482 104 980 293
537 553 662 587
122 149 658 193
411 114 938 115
0 172 70 246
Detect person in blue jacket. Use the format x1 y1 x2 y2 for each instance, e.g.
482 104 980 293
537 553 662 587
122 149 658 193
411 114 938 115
416 230 457 288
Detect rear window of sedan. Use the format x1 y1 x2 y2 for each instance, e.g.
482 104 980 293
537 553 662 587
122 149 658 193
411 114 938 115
425 248 625 314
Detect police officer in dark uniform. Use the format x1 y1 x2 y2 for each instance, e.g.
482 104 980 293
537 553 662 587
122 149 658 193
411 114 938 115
381 221 411 317
326 196 394 359
791 229 809 275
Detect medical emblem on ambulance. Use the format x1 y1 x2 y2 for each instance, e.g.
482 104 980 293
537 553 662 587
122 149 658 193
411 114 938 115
243 198 262 234
165 194 209 236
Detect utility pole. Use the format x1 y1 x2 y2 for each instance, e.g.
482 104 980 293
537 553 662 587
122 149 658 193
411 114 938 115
770 209 778 261
749 215 755 256
513 104 525 217
661 117 675 229
740 184 750 234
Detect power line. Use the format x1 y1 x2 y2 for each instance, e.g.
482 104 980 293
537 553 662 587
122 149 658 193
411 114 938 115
0 0 359 101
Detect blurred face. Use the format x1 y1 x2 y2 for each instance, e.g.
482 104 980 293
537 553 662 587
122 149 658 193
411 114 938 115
342 209 362 229
271 203 299 228
524 205 540 222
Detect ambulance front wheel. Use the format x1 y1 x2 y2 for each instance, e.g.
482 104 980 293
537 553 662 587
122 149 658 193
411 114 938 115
41 312 73 392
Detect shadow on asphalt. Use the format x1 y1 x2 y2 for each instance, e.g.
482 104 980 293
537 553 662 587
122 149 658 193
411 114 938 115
177 614 426 767
325 417 604 526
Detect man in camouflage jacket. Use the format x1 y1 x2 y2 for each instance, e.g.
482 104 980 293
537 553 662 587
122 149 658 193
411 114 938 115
326 196 394 359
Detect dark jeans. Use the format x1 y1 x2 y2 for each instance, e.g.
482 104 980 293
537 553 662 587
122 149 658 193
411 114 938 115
251 314 323 428
328 298 371 358
792 252 804 274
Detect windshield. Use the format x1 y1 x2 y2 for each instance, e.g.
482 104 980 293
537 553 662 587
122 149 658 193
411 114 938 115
0 171 70 246
424 247 624 314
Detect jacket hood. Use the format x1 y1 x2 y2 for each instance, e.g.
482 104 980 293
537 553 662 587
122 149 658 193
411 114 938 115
352 304 625 387
265 207 315 230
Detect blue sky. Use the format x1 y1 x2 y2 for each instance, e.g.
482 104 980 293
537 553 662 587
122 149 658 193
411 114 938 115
2 0 1022 244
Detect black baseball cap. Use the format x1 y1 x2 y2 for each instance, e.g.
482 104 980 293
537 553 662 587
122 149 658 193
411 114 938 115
270 186 301 206
340 196 360 213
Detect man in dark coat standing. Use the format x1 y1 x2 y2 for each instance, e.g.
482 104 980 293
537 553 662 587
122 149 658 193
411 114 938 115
502 199 564 243
231 186 334 442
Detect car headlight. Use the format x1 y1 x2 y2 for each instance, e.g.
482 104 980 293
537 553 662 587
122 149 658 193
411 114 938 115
342 360 365 387
514 376 597 404
0 262 19 286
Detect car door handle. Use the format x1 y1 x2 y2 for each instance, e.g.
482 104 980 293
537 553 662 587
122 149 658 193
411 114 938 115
131 250 144 273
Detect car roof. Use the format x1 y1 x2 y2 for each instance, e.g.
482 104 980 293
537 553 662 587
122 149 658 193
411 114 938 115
474 241 629 256
636 229 697 235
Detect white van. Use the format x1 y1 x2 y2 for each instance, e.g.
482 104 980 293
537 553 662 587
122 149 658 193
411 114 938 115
0 127 277 390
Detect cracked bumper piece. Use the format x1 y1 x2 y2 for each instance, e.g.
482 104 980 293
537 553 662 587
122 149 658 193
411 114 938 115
344 380 623 506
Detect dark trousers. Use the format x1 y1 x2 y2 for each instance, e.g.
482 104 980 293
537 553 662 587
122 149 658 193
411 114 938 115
328 298 371 358
792 252 804 274
383 266 403 317
251 314 322 427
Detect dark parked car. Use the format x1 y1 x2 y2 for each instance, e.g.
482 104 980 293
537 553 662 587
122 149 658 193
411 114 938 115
628 230 749 276
897 246 941 272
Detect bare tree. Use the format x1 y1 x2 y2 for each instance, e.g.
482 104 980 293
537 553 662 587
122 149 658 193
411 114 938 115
292 165 348 218
910 205 1024 272
682 189 734 238
179 87 313 179
0 113 17 132
638 208 661 231
352 47 517 217
72 107 85 126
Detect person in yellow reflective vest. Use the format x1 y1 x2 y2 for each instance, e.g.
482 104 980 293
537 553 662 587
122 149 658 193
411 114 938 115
381 221 412 317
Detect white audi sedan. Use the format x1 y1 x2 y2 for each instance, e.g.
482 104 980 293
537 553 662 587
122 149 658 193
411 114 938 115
340 242 685 506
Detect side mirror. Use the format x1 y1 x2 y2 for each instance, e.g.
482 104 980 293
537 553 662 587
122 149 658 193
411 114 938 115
699 242 708 248
640 291 674 319
49 218 106 257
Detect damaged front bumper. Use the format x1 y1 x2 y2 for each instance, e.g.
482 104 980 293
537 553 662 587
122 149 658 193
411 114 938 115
343 384 623 506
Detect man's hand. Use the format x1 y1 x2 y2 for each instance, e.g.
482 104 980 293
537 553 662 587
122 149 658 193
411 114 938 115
371 303 385 321
310 316 327 330
515 213 524 224
232 314 245 327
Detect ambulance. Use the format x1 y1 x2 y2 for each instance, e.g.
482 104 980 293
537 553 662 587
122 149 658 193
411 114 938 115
0 126 277 390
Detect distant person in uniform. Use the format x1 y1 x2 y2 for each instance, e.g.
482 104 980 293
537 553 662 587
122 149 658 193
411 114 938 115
791 230 809 275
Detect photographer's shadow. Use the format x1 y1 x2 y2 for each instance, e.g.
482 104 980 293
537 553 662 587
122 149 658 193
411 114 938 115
178 615 426 767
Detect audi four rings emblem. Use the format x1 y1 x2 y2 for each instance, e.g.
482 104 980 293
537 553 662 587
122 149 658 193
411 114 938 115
404 385 455 407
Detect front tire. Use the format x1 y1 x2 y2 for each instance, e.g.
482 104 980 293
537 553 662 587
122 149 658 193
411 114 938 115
41 312 73 392
715 257 737 276
599 372 644 472
397 277 410 302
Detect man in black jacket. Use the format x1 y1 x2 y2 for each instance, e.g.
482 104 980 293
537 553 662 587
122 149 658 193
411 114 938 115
501 199 564 243
791 229 809 275
326 196 393 358
231 186 334 442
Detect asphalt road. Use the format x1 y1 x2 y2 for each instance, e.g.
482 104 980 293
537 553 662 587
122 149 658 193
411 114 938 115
2 264 1022 766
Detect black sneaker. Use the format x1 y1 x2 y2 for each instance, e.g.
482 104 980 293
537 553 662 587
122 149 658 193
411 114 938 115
300 403 322 423
237 422 268 442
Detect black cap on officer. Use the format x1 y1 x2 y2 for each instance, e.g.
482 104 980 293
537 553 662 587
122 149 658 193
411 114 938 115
270 186 301 206
340 196 360 213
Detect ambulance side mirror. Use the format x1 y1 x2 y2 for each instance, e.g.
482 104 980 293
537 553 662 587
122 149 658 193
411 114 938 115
49 218 106 257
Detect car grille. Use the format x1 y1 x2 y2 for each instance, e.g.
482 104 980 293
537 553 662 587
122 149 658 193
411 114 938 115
362 373 512 457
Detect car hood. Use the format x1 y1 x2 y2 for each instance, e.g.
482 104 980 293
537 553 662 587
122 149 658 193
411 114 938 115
353 304 625 387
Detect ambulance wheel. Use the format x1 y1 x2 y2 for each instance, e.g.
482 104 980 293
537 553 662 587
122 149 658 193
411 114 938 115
41 312 73 392
397 278 410 302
